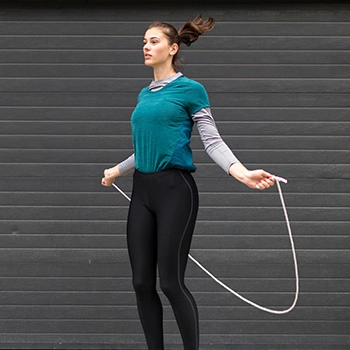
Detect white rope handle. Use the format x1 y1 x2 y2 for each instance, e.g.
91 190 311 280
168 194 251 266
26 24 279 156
112 176 299 314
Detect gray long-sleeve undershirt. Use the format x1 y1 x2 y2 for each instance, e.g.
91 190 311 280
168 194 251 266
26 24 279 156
117 73 239 176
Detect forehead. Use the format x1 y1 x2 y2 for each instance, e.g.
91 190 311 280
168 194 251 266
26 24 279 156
144 27 167 40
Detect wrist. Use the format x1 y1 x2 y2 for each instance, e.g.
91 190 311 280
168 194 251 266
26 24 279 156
106 165 121 179
229 162 249 183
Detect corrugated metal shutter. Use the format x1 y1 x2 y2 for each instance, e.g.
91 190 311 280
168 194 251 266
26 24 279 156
0 1 349 349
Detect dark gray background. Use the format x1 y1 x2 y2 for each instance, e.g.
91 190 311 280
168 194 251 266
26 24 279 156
0 1 349 349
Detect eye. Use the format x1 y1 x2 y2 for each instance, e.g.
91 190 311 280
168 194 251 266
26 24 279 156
151 38 160 45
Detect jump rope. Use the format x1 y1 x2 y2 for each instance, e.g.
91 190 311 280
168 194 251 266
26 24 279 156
112 175 299 314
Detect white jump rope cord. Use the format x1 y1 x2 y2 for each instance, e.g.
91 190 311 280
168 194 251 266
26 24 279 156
112 176 299 314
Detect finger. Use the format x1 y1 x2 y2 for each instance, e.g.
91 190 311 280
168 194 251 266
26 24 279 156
262 181 272 188
256 179 272 190
262 179 273 187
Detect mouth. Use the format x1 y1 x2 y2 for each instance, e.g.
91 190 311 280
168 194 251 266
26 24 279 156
144 54 151 59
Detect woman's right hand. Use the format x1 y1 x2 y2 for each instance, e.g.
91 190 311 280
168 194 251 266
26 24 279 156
101 165 121 187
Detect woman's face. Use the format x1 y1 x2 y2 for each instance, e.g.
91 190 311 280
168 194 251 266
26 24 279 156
143 27 178 69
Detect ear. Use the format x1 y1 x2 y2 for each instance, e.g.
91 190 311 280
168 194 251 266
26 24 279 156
170 43 179 56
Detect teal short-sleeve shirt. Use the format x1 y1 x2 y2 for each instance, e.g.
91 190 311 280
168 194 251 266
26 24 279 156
131 76 210 173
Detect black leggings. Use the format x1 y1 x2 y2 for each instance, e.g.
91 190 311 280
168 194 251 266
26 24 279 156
127 169 199 350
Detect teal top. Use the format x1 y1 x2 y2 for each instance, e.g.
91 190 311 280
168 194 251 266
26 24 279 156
131 75 210 173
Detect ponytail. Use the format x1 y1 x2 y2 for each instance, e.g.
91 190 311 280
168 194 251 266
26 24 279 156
148 15 215 71
178 15 215 47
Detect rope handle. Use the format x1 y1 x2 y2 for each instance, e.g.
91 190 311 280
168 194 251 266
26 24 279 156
112 175 299 314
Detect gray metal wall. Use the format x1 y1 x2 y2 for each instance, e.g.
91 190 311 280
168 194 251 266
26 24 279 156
0 1 349 349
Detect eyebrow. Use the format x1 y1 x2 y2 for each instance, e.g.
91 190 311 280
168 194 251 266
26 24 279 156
144 36 161 40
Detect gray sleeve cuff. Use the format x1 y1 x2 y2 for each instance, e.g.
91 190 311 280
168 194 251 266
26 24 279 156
117 154 135 176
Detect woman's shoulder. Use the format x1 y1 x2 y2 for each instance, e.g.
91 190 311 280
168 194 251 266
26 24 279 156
137 85 150 97
178 75 203 87
176 75 207 94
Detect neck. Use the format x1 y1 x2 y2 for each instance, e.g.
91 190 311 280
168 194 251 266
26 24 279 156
153 65 177 82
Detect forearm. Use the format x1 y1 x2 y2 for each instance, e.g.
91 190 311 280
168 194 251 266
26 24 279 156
106 164 122 178
102 154 135 187
193 108 239 174
228 162 250 183
229 162 275 190
117 154 135 176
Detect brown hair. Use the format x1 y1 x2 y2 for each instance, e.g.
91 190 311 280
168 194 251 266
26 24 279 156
148 14 215 71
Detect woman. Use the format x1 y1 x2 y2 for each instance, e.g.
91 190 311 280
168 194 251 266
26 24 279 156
101 15 275 350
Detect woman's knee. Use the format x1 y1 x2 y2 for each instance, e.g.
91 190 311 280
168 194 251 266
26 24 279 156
132 276 157 298
159 276 182 300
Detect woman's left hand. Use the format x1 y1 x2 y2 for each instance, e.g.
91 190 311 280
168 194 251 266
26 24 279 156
229 162 275 190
